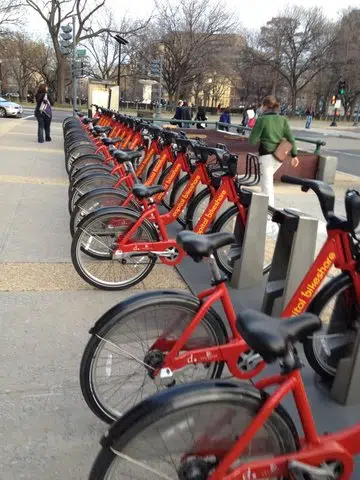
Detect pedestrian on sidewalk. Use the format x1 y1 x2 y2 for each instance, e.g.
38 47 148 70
34 84 52 143
195 105 207 129
171 100 183 128
305 106 313 129
249 95 299 207
182 101 192 128
219 108 231 131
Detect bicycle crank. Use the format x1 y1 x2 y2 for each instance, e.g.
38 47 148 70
289 460 342 479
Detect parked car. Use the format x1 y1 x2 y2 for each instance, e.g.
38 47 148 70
0 96 23 118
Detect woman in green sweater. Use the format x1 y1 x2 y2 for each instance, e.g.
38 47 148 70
249 95 299 207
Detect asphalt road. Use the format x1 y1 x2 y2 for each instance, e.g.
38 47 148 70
293 128 360 177
21 108 360 177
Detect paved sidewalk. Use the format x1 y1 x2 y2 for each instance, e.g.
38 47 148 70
1 116 360 478
0 117 185 479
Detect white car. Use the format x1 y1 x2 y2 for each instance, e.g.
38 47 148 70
0 96 23 117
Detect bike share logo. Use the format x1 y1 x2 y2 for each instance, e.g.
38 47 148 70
172 175 201 218
196 189 227 234
291 251 336 315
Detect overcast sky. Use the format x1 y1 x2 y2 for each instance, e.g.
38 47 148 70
110 0 359 30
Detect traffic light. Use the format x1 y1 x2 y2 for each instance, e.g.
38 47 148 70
60 24 73 56
338 81 346 95
331 95 337 105
150 60 160 76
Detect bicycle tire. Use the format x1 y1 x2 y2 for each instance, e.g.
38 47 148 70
71 206 158 290
211 205 275 277
89 381 302 479
68 153 108 178
70 188 140 236
80 291 227 423
303 272 358 382
66 144 99 172
68 173 122 214
68 165 114 195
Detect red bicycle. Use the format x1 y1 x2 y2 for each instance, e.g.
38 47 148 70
89 305 360 479
71 144 273 289
79 177 360 424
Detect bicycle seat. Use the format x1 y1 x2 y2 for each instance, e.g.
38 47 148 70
281 176 335 220
112 150 142 163
177 231 235 261
132 184 165 199
93 125 112 134
102 137 122 146
82 117 92 124
236 309 321 363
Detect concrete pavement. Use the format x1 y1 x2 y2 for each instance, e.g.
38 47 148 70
0 116 185 479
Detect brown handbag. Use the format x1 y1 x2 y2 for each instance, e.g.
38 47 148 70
273 139 292 162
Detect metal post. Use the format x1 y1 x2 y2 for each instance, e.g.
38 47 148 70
117 42 121 112
230 191 269 289
330 107 337 127
156 56 163 118
72 15 77 116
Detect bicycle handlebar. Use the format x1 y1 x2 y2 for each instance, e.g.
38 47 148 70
281 175 335 220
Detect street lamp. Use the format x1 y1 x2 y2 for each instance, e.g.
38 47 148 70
113 34 128 112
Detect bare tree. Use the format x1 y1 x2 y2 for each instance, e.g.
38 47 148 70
0 0 21 35
153 0 239 102
24 0 149 102
1 33 41 99
253 6 338 113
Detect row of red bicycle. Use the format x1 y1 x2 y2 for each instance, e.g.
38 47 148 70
64 107 360 479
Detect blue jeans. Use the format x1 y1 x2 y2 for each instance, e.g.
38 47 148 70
305 115 312 129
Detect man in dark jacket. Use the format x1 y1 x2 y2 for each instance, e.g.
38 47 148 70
172 100 183 127
182 101 192 128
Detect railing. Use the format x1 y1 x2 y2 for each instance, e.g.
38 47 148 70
136 117 327 155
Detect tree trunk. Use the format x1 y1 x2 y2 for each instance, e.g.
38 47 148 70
55 52 66 104
291 89 297 116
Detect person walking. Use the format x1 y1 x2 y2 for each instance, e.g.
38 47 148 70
305 106 313 129
249 95 299 208
194 105 207 129
182 101 192 128
171 100 183 128
34 84 52 143
219 108 231 131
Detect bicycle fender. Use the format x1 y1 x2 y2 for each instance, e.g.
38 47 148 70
89 290 200 335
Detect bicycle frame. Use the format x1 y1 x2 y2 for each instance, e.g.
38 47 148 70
282 228 360 317
206 368 357 479
116 168 247 263
151 280 265 380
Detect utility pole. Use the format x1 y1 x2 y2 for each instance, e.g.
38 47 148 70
113 35 128 113
72 15 77 116
157 55 163 118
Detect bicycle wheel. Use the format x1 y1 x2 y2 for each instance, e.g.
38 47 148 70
303 272 359 382
68 165 114 195
68 173 123 214
70 188 140 236
68 154 109 178
71 207 157 290
212 206 276 276
80 291 227 423
89 381 301 479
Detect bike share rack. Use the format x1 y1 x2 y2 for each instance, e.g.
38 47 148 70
262 209 318 316
230 190 269 289
331 322 360 405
